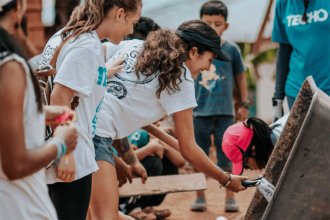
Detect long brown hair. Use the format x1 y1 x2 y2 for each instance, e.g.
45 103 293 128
135 29 186 98
61 0 142 39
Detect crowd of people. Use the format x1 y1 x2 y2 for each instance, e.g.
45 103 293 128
0 0 329 219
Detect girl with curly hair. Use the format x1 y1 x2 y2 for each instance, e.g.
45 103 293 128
93 19 248 219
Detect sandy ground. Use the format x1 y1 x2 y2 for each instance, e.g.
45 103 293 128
157 169 262 220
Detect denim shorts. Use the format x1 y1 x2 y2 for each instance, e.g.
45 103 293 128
93 135 115 166
193 115 234 172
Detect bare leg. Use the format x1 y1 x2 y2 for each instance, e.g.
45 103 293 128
88 161 127 220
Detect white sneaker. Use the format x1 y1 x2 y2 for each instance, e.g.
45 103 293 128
225 199 239 212
190 197 207 212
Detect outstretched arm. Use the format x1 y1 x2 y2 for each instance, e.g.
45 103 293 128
173 108 247 193
143 124 179 151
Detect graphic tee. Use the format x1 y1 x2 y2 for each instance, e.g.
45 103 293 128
96 39 197 140
193 40 245 117
38 30 107 183
272 0 330 98
0 53 57 219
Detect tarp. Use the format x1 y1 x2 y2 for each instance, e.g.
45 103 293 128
142 0 274 43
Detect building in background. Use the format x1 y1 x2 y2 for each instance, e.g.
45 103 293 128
25 0 279 121
25 0 44 51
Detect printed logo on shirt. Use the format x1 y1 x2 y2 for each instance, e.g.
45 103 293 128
97 66 107 87
287 8 328 27
122 47 139 74
198 63 225 91
92 97 104 136
111 45 158 84
91 67 107 135
107 81 127 99
39 45 56 68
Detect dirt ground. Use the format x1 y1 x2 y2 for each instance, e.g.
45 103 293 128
157 169 262 220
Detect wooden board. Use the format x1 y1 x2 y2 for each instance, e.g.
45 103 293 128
119 173 207 198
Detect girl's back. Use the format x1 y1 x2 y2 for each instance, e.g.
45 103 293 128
96 39 197 140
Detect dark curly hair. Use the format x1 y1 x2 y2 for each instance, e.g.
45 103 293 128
135 29 186 98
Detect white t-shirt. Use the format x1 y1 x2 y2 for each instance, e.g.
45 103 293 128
96 40 197 140
270 113 289 145
0 53 57 219
39 30 107 183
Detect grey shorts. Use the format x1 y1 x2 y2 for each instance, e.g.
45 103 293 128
93 135 115 166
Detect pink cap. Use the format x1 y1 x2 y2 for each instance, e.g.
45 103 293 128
222 122 253 175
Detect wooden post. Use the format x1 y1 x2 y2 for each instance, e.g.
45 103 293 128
251 0 274 55
26 0 45 52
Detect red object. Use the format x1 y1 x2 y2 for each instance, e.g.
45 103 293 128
55 112 74 124
222 122 254 175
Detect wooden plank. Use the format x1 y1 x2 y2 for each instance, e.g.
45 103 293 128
119 173 207 198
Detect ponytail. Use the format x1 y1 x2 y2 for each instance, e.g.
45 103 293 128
62 0 142 39
245 118 274 169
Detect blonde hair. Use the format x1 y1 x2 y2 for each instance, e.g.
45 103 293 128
61 0 142 39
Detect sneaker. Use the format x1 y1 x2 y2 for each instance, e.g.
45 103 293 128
225 199 239 212
190 197 207 212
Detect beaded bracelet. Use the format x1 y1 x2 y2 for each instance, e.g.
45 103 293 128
50 137 67 160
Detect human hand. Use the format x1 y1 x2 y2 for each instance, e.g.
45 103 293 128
149 139 165 159
56 154 76 182
106 57 125 78
225 174 247 193
114 156 133 187
45 105 76 126
53 122 78 155
236 106 249 121
272 98 283 122
131 161 148 184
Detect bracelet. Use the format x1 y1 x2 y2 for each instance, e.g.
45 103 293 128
239 100 250 109
49 137 67 160
220 172 232 188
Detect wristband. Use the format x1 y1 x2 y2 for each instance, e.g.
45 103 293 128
239 100 250 109
220 172 232 188
50 137 67 160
